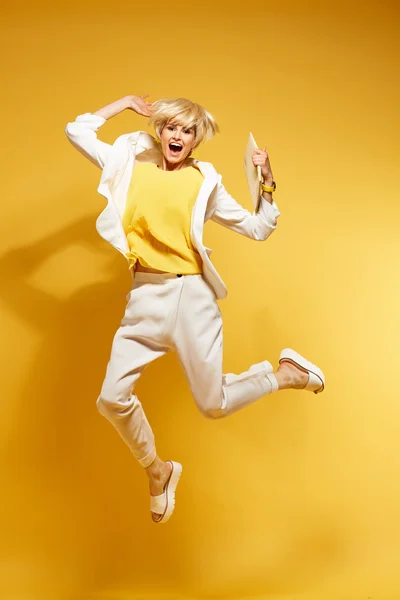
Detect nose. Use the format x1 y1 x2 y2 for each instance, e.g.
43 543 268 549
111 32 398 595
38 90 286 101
171 129 183 142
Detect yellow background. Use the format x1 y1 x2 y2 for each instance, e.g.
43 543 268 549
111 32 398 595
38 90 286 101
1 0 399 598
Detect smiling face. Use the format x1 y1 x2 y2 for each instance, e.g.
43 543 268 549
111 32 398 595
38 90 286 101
159 119 196 170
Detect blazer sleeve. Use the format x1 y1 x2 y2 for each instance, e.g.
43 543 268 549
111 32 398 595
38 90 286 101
210 174 281 241
64 112 112 169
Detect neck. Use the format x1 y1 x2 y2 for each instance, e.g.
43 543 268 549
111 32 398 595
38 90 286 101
159 155 194 171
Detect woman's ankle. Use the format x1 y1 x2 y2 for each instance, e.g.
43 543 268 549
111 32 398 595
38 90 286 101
146 456 168 480
273 367 292 390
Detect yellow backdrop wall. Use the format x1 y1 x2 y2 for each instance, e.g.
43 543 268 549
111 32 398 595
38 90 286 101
1 1 399 599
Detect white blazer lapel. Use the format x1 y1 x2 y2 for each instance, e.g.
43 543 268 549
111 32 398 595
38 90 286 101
96 130 158 256
190 161 218 248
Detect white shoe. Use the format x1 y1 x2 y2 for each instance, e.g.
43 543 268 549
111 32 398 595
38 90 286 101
150 461 182 524
279 348 325 394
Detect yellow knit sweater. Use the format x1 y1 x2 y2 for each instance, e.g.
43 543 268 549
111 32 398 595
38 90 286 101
122 161 204 274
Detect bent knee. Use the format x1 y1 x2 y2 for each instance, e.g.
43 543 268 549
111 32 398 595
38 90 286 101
96 385 136 416
201 406 226 420
96 394 117 417
197 392 227 420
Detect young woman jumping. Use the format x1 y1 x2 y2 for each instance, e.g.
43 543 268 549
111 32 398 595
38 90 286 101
65 93 325 524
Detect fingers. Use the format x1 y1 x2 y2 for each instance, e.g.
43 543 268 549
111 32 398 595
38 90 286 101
140 94 154 107
252 145 271 169
139 96 154 117
129 94 154 117
140 94 155 115
138 106 153 117
253 147 269 166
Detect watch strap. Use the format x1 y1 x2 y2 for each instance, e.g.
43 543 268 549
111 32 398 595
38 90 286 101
261 180 276 193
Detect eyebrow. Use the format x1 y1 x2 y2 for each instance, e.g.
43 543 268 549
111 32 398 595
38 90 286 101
169 123 193 131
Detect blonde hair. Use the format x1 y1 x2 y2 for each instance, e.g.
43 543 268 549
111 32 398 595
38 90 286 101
147 97 220 150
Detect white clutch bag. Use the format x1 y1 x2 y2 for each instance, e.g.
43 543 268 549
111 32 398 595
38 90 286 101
244 132 263 211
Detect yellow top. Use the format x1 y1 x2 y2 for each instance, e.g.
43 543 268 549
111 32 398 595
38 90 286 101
122 161 205 274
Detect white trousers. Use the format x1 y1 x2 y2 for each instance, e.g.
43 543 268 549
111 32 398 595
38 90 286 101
96 272 278 468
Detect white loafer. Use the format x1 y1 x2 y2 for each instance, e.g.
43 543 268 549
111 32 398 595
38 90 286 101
279 348 325 394
150 461 182 524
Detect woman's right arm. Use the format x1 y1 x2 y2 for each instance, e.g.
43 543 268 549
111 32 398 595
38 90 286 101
65 94 153 169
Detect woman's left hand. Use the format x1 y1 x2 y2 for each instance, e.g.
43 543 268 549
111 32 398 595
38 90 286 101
252 147 274 183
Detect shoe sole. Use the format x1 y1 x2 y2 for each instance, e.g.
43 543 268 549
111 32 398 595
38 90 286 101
156 461 183 524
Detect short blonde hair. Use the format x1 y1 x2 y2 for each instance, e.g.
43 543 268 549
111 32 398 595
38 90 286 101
148 97 220 150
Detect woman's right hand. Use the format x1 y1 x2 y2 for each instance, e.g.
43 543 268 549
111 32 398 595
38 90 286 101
126 94 154 117
92 95 154 121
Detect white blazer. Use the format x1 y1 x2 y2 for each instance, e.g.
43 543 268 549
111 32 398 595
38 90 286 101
65 113 281 299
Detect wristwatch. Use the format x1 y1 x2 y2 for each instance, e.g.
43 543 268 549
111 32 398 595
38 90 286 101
261 180 276 193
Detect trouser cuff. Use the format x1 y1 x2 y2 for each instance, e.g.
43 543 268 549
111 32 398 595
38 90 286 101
266 372 279 393
137 446 157 468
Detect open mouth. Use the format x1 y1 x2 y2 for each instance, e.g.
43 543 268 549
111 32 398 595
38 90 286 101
169 143 183 156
